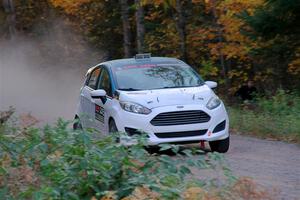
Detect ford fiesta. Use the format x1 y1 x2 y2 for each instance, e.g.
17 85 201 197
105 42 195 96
74 54 230 153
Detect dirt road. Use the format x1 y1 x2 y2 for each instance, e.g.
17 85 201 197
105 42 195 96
224 134 300 200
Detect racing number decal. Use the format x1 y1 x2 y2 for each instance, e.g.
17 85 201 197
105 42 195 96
95 105 104 123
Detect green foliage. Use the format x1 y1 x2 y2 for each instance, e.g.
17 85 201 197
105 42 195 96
0 116 227 199
241 0 300 40
229 90 300 143
240 0 300 90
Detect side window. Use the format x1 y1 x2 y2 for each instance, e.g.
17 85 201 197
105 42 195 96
98 68 112 96
87 68 101 89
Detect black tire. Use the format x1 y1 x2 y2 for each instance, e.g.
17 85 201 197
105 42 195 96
209 137 230 153
109 119 119 142
109 119 118 133
73 117 83 130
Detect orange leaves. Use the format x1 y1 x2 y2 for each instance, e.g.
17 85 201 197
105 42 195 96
188 0 263 64
288 58 300 75
216 0 263 59
122 186 160 200
288 48 300 75
50 0 91 15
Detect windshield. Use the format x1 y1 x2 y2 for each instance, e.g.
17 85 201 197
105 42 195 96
113 64 204 91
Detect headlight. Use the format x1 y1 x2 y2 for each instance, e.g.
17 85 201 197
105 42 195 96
120 101 151 114
206 97 221 110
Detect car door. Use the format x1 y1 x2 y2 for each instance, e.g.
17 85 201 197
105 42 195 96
80 67 101 129
93 67 114 134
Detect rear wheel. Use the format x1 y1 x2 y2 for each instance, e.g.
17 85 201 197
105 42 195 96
209 137 230 153
73 117 83 130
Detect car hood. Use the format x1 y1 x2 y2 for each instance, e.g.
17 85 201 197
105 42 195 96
118 85 214 109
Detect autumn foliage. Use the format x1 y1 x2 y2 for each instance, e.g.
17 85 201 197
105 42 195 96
1 0 299 93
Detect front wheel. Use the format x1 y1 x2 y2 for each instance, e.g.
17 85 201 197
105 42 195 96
109 119 119 142
209 137 230 153
109 119 118 133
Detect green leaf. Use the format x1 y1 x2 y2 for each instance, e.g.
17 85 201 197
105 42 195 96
158 144 172 151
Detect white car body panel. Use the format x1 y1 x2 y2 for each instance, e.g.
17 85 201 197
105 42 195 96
111 87 229 145
75 57 229 146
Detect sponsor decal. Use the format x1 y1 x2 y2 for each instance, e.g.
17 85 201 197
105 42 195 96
95 104 104 123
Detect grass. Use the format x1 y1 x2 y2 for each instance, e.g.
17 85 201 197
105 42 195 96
228 90 300 144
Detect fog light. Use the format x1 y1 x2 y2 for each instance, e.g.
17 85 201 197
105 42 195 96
212 120 226 133
125 127 149 137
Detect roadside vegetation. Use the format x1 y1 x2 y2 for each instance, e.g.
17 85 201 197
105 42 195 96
0 110 272 200
229 90 300 144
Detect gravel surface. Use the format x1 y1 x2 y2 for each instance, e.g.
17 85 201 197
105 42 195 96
224 134 300 200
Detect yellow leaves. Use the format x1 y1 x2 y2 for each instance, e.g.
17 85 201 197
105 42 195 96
100 191 117 200
98 187 160 200
187 0 263 65
188 0 263 67
199 60 219 78
47 150 63 162
1 153 11 169
49 0 91 15
122 186 160 200
216 0 262 56
228 70 246 79
222 44 249 61
183 187 207 200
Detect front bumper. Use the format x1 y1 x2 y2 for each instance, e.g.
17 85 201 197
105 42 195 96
113 103 229 145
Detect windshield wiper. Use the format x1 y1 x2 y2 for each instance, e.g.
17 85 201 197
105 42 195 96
118 88 141 91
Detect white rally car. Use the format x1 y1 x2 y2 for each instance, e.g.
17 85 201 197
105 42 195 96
74 54 230 153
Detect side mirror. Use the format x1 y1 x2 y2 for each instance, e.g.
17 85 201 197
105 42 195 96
91 89 106 98
205 81 217 89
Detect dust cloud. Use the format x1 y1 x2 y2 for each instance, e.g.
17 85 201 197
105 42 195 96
0 21 104 124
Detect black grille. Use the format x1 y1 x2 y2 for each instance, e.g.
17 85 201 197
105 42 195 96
154 130 207 138
150 110 210 126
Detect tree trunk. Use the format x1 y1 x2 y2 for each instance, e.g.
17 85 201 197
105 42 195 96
174 0 187 61
135 0 145 53
2 0 16 39
120 0 132 57
211 0 230 93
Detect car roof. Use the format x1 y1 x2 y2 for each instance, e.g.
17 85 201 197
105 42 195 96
85 56 187 75
102 57 185 68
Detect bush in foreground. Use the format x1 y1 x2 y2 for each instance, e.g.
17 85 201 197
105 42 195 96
0 110 272 199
